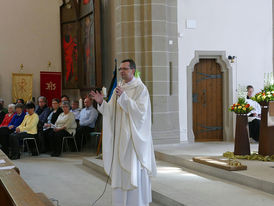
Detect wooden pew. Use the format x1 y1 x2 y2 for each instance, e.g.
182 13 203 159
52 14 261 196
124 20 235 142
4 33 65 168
0 150 20 174
36 193 55 206
0 150 53 206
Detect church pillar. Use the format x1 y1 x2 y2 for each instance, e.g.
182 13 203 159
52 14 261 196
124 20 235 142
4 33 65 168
114 0 180 144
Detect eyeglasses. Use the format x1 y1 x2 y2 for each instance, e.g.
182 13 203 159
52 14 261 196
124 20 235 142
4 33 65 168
118 67 130 71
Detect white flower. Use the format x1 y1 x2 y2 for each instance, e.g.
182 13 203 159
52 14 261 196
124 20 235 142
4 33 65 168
267 91 271 95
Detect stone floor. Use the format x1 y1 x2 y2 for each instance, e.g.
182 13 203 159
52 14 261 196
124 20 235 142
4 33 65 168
12 142 274 206
13 152 160 206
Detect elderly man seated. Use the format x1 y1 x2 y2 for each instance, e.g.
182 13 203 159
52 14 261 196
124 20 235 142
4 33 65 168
75 96 98 150
9 102 39 159
35 96 51 126
246 85 261 142
70 100 81 122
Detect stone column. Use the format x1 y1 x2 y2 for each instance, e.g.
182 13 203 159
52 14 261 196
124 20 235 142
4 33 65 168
104 0 180 144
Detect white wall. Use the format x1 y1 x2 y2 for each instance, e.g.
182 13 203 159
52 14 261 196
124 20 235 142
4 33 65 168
178 0 273 141
0 0 61 104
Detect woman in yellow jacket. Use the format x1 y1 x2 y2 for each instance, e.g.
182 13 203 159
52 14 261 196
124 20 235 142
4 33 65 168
9 102 39 159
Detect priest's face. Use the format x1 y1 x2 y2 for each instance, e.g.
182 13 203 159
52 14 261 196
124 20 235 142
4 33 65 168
119 62 135 83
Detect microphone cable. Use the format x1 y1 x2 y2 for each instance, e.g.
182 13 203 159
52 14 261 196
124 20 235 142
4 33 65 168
91 60 118 206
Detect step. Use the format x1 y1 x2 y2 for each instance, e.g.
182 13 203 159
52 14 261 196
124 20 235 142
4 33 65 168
155 150 274 195
82 157 185 206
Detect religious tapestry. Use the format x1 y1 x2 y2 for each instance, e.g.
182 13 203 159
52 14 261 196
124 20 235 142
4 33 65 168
12 73 33 103
61 22 79 88
61 0 101 89
80 14 95 88
40 72 62 107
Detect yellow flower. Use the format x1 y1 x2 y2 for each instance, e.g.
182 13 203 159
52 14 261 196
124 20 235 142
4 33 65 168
238 106 242 109
243 107 246 111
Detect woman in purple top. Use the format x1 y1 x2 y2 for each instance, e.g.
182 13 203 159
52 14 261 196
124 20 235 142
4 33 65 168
0 103 25 156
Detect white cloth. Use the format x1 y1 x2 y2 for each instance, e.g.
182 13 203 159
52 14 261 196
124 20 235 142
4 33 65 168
246 99 261 122
112 161 151 206
98 77 157 205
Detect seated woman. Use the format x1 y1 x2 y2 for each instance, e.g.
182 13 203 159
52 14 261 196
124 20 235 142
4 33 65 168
48 101 77 157
0 104 16 155
246 85 261 142
0 104 15 127
43 98 63 152
9 102 39 159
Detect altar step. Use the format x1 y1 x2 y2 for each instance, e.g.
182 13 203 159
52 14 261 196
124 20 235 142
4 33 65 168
83 154 274 206
154 150 274 195
82 157 185 206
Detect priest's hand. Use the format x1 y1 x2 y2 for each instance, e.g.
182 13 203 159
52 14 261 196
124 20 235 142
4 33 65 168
90 90 104 105
116 86 124 97
15 128 20 133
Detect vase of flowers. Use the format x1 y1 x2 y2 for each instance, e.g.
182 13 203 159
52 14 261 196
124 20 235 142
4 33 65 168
251 85 274 106
252 72 274 105
229 98 253 155
229 97 254 114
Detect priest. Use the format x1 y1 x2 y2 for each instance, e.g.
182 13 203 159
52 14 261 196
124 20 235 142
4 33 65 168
90 59 157 206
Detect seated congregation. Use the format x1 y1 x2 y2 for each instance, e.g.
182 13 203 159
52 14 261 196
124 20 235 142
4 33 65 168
0 95 99 160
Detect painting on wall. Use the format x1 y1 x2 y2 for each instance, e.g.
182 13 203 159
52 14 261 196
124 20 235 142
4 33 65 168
61 22 79 89
60 0 101 90
80 14 95 88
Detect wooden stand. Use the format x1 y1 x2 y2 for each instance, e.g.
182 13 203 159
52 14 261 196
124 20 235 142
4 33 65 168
234 114 250 155
258 101 274 156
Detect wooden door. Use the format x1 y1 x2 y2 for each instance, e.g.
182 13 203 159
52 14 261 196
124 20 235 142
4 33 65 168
192 59 223 141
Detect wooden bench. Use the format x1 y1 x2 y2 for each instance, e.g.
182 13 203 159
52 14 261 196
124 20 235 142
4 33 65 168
36 193 55 206
0 149 53 206
0 150 20 174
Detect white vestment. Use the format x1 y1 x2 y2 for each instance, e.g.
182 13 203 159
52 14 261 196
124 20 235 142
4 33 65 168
98 77 157 206
246 98 261 122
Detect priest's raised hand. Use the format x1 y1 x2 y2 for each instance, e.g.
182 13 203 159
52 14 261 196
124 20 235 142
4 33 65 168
90 90 103 105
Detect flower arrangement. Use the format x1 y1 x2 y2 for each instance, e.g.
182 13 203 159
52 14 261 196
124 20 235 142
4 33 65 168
251 84 274 103
229 97 254 114
252 72 274 103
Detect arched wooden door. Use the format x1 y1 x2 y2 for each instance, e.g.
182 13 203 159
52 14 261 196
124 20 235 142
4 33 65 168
192 59 223 141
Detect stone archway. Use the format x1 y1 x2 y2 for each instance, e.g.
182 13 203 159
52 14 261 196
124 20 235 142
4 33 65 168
187 51 233 142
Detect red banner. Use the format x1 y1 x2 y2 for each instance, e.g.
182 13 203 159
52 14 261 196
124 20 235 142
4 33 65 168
40 72 62 107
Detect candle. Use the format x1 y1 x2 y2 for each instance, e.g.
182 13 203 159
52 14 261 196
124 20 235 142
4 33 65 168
79 98 83 109
102 87 107 97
